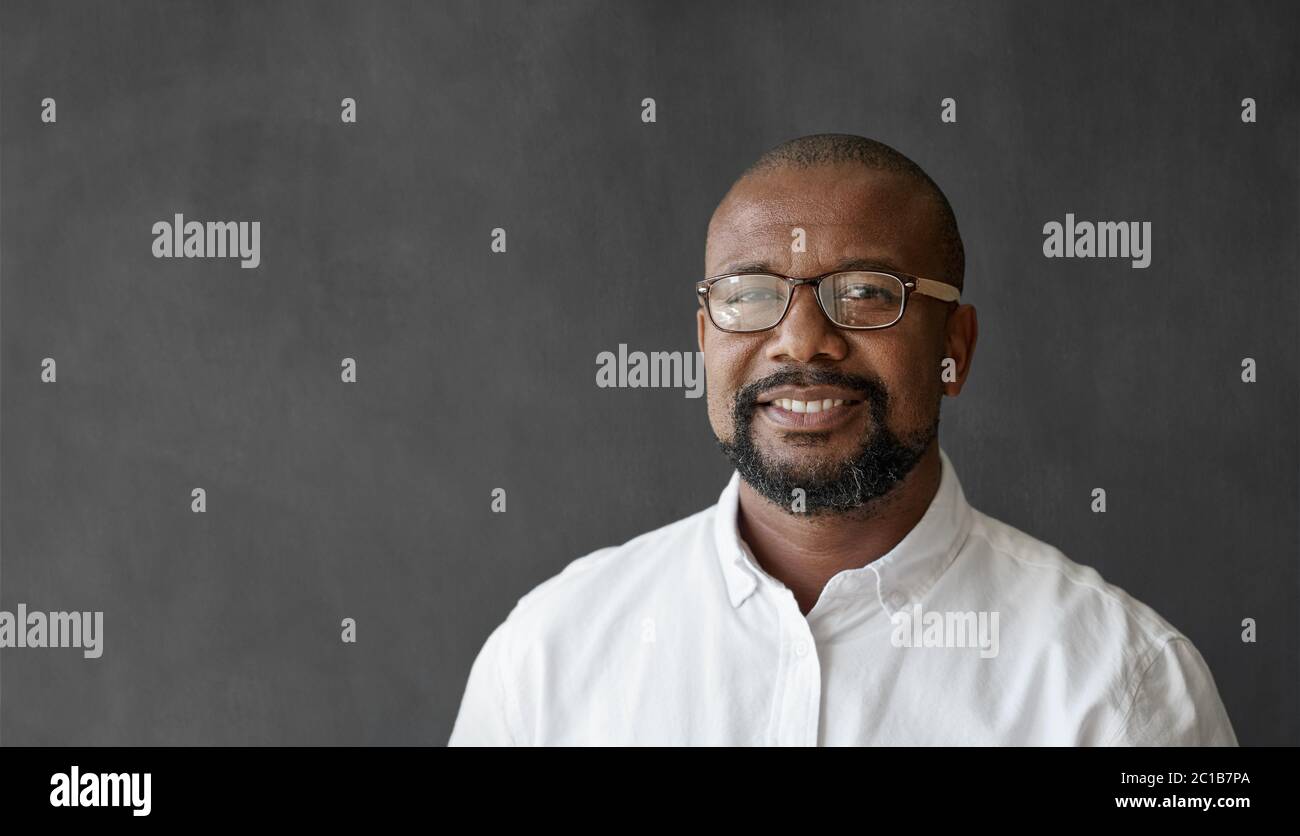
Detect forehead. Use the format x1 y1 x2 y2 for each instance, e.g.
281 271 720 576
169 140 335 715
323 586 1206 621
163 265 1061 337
705 164 942 276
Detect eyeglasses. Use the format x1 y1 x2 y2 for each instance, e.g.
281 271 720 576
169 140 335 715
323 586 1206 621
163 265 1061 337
696 268 961 333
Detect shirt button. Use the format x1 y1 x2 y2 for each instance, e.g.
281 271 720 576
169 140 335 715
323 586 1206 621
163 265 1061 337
794 640 809 657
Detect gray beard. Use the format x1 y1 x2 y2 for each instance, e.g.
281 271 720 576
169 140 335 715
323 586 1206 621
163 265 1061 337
716 367 938 517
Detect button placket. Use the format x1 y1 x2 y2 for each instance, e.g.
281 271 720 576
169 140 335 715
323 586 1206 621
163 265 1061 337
772 588 822 746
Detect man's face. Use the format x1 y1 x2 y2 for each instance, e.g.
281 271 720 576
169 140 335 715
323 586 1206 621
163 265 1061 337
699 163 961 515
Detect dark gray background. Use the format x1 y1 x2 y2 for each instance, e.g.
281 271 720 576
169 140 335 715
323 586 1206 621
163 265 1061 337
1 0 1296 745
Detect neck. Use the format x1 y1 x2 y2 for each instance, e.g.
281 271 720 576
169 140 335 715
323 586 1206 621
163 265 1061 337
735 443 942 616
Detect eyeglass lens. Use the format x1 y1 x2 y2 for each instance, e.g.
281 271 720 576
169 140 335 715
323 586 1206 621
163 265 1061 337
707 272 905 332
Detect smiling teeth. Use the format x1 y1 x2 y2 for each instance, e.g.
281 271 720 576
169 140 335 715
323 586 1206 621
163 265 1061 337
775 398 844 413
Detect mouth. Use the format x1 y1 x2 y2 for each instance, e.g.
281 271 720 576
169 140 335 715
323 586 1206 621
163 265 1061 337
754 386 866 432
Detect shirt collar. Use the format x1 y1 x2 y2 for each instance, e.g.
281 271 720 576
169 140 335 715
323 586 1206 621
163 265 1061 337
711 446 974 610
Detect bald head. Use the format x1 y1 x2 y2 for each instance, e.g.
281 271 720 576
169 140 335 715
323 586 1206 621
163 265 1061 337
711 133 965 290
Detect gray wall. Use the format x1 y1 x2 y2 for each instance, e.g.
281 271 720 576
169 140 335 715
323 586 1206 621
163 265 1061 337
1 0 1295 745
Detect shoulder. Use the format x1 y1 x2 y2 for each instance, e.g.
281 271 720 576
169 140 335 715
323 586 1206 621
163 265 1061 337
500 503 718 642
967 508 1183 651
960 509 1235 744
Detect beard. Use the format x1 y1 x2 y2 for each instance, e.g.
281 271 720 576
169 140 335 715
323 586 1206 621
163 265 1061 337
716 366 939 517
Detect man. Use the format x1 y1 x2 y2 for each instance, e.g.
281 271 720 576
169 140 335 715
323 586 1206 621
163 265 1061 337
448 133 1237 746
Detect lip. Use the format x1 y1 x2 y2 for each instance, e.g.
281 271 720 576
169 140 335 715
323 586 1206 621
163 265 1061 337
758 399 864 431
756 385 865 405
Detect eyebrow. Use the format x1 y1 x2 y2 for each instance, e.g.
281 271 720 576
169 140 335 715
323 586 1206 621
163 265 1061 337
716 256 909 276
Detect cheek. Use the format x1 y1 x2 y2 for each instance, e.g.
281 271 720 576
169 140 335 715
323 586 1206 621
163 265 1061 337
856 336 942 424
703 356 738 430
703 342 758 433
892 361 942 427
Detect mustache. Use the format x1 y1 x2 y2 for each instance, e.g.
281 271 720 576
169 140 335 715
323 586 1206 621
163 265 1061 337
731 367 889 420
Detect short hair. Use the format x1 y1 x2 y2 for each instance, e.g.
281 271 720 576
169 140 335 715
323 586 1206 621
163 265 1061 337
737 133 965 290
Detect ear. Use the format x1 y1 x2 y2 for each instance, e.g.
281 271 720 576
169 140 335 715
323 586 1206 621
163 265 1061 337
941 304 978 396
697 307 708 355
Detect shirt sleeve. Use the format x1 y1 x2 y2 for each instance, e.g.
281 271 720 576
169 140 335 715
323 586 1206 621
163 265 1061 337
447 618 523 746
1105 636 1238 746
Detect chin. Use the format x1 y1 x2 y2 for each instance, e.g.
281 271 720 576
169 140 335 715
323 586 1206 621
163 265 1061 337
759 427 862 455
761 445 852 478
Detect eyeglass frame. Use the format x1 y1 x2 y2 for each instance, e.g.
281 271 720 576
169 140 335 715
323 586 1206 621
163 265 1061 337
695 267 962 333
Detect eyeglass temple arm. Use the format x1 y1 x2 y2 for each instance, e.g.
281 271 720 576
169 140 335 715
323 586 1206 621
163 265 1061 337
913 277 961 303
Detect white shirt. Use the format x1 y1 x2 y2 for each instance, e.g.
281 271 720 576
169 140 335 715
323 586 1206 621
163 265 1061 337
448 447 1238 746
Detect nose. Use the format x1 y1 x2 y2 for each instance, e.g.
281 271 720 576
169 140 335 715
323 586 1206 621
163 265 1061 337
766 284 848 364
